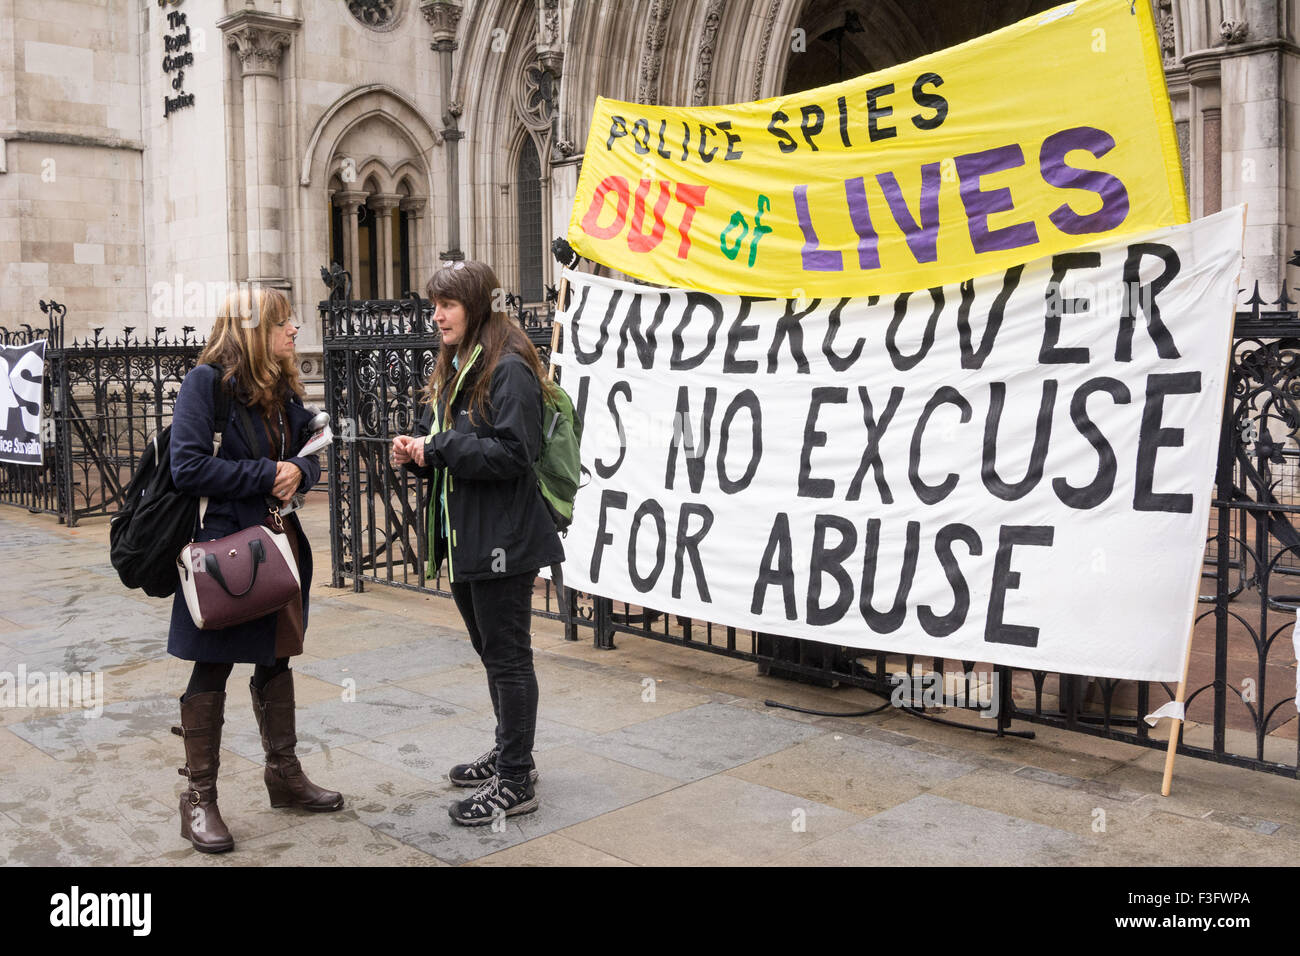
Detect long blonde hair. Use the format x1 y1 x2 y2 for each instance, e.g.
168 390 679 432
198 286 304 413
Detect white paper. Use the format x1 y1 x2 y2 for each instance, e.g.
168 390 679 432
1144 700 1186 726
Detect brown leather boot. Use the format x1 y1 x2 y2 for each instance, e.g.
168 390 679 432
173 691 235 854
250 670 344 812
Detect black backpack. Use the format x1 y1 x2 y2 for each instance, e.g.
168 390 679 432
109 364 231 598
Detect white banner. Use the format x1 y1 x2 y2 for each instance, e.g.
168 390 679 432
556 207 1245 682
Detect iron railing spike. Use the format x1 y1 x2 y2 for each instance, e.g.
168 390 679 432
1244 281 1266 319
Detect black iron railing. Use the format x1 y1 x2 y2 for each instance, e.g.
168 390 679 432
0 302 205 526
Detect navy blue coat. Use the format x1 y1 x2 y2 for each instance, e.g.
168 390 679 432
166 363 320 665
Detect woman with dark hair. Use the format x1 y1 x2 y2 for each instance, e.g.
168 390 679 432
169 286 343 854
392 260 563 825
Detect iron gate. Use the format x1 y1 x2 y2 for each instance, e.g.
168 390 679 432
319 271 585 632
0 301 205 526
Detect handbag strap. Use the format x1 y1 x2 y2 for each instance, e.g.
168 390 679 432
202 537 267 598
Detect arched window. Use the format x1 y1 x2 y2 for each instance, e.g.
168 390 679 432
516 137 543 304
397 211 412 296
395 179 415 297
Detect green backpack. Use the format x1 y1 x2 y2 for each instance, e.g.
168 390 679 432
536 382 583 533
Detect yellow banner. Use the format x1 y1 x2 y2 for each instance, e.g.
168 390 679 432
567 0 1187 298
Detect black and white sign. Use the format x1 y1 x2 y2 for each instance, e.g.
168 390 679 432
0 341 47 465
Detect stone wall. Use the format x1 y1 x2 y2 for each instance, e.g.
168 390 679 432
0 0 147 334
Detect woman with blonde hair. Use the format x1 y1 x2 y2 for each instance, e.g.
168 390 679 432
392 260 563 825
168 285 342 854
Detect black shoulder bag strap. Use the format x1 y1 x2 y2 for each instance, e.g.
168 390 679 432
234 404 264 459
208 363 231 441
196 364 235 537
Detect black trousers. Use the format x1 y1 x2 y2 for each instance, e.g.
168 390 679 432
450 570 539 782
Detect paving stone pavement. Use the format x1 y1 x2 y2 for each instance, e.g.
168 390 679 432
0 501 1297 867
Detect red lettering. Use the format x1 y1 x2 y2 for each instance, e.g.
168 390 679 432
674 183 708 259
627 179 672 253
580 176 631 239
582 177 706 260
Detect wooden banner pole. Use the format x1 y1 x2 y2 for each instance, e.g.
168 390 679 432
547 274 568 384
1159 619 1197 796
1162 206 1247 797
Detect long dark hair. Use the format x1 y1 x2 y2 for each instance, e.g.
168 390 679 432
422 261 555 424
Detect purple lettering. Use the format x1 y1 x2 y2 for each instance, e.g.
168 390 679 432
876 162 942 264
1040 126 1131 235
955 144 1039 254
844 176 881 270
794 184 843 272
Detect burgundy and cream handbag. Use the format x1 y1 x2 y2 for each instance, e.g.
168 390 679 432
176 501 300 630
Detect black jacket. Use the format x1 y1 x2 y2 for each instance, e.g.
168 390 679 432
405 347 564 583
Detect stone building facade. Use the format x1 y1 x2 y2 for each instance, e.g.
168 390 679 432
2 0 1297 374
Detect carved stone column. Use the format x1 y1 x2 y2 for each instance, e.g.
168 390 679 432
400 196 428 290
1198 4 1294 296
1201 106 1222 215
692 0 725 106
421 0 463 262
1185 56 1221 218
370 193 402 299
218 9 301 290
334 189 368 296
536 0 564 77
